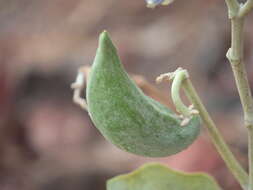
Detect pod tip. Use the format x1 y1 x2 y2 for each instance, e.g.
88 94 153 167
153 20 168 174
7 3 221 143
99 30 110 42
99 30 115 51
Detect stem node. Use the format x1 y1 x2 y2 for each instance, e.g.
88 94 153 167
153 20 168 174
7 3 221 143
226 48 241 64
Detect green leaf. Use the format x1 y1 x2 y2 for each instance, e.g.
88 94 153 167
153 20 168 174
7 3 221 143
107 163 222 190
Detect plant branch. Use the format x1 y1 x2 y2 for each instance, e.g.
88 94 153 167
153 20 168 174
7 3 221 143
226 17 253 128
249 128 253 190
224 0 240 18
239 0 253 18
225 1 253 189
157 69 248 189
181 72 249 189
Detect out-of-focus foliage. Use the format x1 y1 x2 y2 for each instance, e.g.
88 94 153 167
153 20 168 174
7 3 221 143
107 163 221 190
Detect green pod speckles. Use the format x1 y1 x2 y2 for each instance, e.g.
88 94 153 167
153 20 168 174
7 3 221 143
86 31 200 157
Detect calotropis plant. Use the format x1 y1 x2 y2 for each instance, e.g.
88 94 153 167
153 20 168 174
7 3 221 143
71 0 253 189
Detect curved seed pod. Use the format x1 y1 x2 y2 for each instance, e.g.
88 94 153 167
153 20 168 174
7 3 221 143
86 31 200 157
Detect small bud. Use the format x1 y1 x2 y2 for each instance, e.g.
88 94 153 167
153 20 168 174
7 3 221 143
146 0 174 8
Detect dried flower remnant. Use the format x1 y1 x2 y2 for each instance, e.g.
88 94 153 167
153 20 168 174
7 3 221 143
145 0 174 8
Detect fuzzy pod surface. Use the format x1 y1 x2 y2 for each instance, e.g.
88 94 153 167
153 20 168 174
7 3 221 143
86 31 200 157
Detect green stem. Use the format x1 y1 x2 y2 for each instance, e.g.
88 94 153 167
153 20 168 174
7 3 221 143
227 17 253 190
178 71 249 189
227 18 253 126
239 0 253 18
225 2 253 189
249 128 253 190
224 0 240 18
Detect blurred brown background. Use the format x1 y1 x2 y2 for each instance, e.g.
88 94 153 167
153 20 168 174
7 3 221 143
0 0 253 189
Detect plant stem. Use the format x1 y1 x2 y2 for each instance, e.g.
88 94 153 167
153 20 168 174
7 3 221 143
228 18 253 188
181 75 248 189
227 17 253 127
225 0 240 18
249 128 253 190
225 1 253 189
239 0 253 18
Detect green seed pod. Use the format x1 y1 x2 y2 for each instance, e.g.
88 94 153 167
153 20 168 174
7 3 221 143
86 31 200 157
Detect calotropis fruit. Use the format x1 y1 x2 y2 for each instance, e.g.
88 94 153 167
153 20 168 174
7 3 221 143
86 31 200 157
